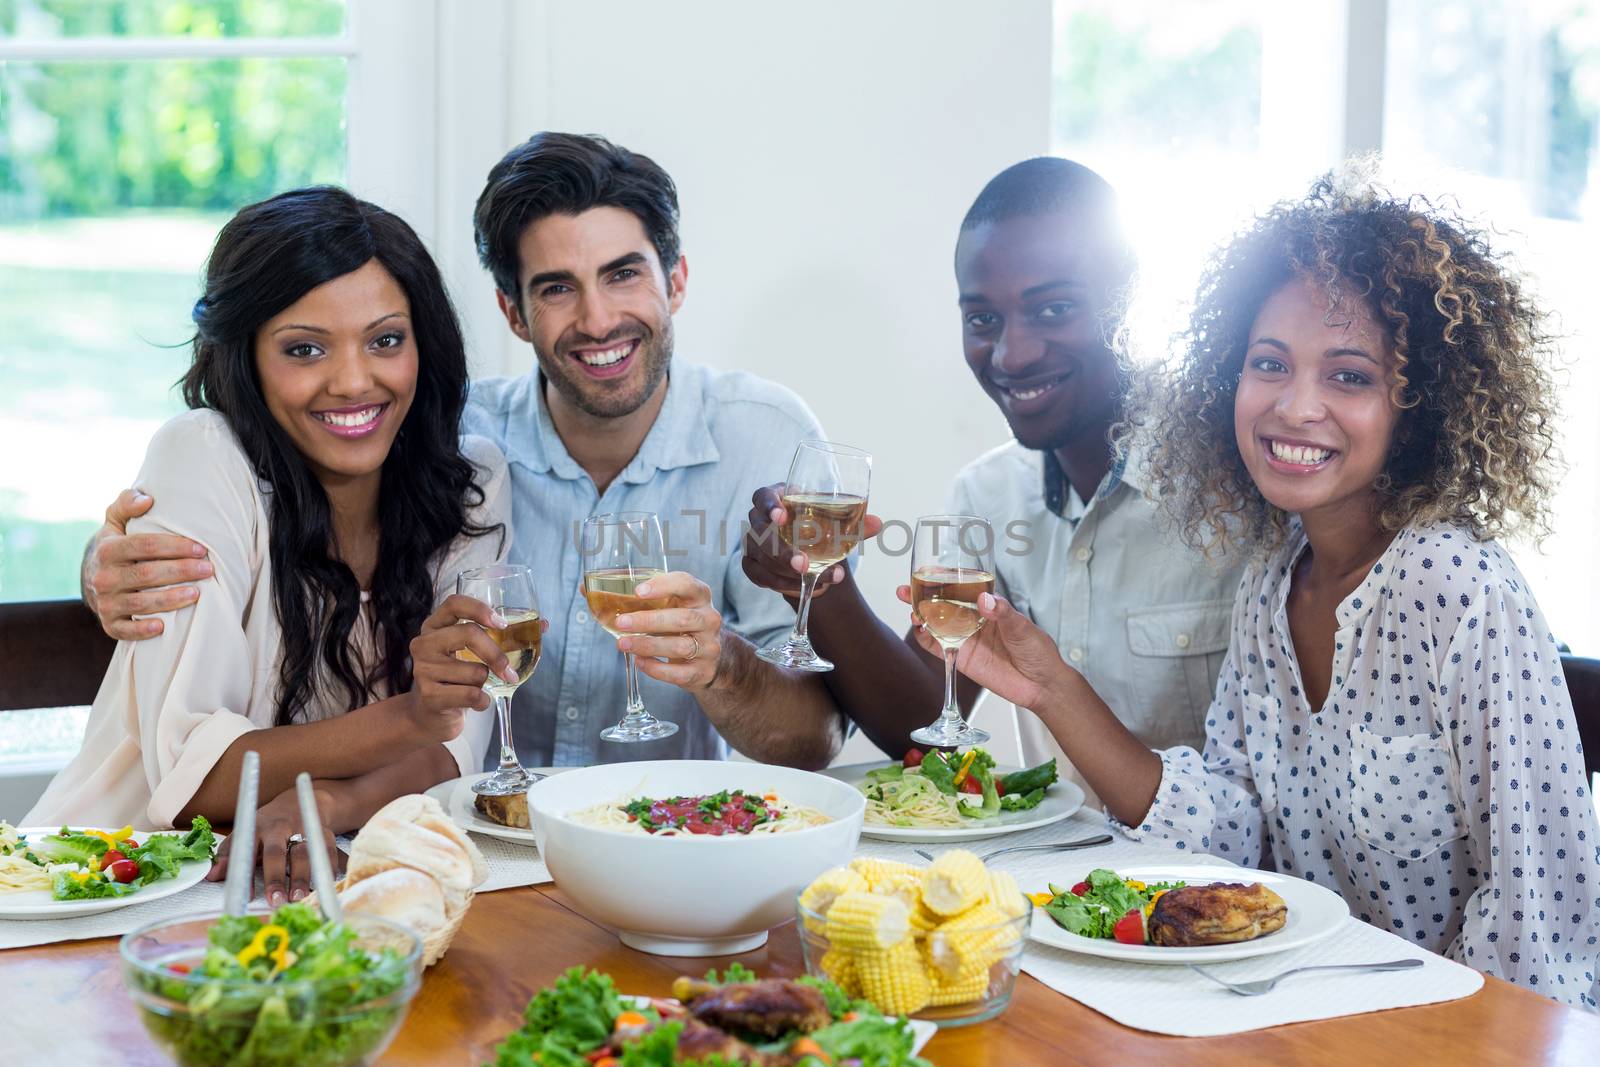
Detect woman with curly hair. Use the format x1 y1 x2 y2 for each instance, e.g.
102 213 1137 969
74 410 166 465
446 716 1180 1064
917 171 1600 1005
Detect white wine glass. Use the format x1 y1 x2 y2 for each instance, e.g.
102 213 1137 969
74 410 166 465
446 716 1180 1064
457 563 544 796
755 440 872 672
581 511 679 743
908 514 995 747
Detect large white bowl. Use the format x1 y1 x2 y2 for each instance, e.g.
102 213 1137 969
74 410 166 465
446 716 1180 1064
530 760 865 956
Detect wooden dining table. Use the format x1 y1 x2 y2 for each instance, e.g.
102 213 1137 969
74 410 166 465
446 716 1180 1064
7 879 1600 1066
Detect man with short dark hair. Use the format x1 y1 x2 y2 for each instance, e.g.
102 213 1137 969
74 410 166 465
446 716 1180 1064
82 132 845 770
742 158 1241 789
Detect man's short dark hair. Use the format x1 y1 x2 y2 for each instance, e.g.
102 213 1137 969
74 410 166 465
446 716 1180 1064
961 156 1118 232
473 132 681 301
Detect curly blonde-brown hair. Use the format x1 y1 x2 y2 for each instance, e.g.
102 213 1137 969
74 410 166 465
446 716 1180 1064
1127 168 1560 559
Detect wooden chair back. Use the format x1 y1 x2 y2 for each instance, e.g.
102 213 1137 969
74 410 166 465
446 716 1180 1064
0 600 117 712
1562 654 1600 781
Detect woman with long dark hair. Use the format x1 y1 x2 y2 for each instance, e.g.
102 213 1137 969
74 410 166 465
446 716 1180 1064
27 187 513 904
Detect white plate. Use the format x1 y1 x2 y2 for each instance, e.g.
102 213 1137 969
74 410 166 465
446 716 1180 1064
1028 864 1351 964
819 761 1083 842
622 995 935 1055
426 769 567 846
0 827 217 920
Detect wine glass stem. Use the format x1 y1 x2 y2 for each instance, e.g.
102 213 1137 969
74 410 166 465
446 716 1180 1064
494 692 520 772
940 643 962 723
792 569 821 642
623 651 646 718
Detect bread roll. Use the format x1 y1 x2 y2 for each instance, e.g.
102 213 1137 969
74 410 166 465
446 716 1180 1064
346 794 487 906
339 867 448 938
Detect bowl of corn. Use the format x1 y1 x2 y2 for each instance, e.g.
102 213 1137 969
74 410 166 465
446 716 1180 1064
796 851 1031 1027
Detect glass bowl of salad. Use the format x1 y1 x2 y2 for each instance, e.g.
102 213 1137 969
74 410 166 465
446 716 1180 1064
119 902 423 1067
796 888 1031 1028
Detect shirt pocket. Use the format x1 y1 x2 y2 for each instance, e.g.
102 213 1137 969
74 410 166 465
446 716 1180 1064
1348 721 1468 861
1124 599 1232 749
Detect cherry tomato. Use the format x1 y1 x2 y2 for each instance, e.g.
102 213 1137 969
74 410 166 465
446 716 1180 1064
100 849 126 871
903 748 924 768
124 839 139 851
108 858 140 884
959 775 983 795
1112 907 1145 945
1070 881 1089 896
994 778 1006 797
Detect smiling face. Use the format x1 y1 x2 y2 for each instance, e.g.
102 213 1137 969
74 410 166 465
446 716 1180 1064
954 211 1124 452
1233 274 1401 524
254 259 418 488
496 205 685 419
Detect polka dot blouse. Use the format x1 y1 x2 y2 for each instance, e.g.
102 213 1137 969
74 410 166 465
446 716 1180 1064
1115 521 1600 1008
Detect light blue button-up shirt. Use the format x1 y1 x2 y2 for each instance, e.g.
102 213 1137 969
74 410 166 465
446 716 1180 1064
461 361 824 766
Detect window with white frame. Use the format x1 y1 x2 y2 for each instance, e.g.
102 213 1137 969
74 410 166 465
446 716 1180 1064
0 0 449 771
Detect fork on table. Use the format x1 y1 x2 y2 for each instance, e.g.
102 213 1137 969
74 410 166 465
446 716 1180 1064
1188 958 1424 996
912 834 1113 863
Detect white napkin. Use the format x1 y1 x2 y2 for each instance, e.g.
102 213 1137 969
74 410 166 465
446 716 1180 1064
0 832 550 951
852 812 1484 1035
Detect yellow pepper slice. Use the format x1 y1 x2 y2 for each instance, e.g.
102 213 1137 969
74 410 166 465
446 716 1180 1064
952 751 979 786
1026 891 1054 907
1124 880 1147 892
85 826 134 847
236 924 296 976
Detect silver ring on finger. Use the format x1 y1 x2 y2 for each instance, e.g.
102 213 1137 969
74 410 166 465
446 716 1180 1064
685 634 702 661
286 833 306 849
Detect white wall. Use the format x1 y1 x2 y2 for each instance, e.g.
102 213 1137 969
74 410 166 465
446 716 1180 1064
458 0 1053 630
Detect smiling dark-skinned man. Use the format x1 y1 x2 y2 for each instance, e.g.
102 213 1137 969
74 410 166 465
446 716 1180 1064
742 158 1243 797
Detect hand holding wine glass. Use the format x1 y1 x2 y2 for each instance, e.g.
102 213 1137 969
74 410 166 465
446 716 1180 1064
900 585 1068 716
452 564 544 795
582 512 679 743
755 441 872 671
906 514 996 747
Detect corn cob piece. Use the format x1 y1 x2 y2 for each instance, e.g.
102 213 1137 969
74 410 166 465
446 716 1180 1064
909 900 942 933
986 869 1029 921
924 902 1008 983
857 939 932 1015
872 870 924 910
928 968 992 1006
921 849 988 916
825 891 911 951
800 866 870 931
819 947 860 996
849 857 921 891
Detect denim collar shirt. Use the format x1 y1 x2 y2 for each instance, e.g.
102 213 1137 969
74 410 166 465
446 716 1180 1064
462 361 825 766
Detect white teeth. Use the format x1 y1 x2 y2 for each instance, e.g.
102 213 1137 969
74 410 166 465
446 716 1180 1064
577 342 633 366
1269 440 1332 465
1007 378 1060 401
317 405 382 428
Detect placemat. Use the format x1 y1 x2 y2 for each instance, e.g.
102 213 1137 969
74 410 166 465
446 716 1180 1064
0 831 549 951
854 812 1484 1035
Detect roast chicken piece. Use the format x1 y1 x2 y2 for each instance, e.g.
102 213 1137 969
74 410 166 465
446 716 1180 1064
671 977 832 1038
1147 882 1288 946
672 1017 769 1063
473 790 530 829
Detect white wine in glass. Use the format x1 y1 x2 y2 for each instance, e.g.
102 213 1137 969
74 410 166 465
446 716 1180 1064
581 512 679 743
456 563 544 796
756 440 872 672
908 515 995 748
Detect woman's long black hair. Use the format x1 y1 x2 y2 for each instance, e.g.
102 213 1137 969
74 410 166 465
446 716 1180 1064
182 186 501 726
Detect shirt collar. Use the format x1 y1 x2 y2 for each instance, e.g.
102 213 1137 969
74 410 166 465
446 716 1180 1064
1041 446 1140 517
506 366 721 483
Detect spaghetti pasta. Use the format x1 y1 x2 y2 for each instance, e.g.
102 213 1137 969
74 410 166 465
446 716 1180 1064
568 789 831 836
860 772 965 829
0 822 51 893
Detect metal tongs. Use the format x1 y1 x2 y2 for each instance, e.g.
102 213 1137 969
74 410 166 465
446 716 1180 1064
220 753 341 921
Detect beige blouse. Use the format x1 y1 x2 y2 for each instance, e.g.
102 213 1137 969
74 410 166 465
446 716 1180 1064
25 409 512 830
